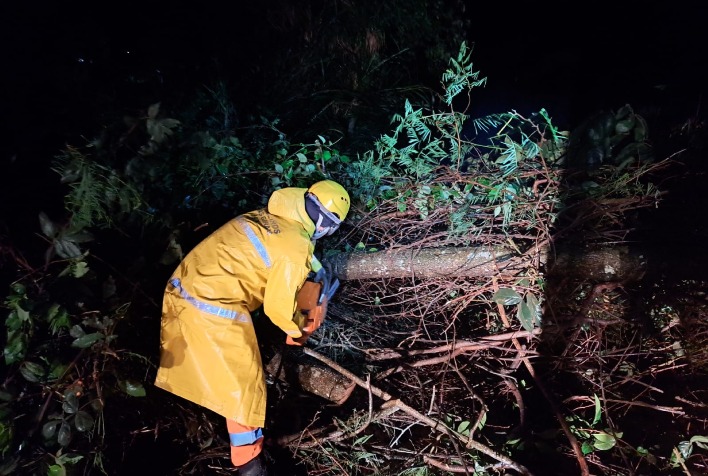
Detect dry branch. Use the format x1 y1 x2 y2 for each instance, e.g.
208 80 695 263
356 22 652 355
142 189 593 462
280 347 534 475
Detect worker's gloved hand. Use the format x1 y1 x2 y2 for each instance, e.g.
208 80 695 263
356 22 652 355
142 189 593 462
313 262 340 302
286 309 311 346
286 334 308 346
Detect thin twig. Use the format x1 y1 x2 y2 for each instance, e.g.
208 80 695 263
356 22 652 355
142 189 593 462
297 347 533 475
492 276 590 476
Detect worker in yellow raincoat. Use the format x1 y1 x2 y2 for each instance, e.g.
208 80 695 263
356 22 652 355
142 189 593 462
154 180 350 475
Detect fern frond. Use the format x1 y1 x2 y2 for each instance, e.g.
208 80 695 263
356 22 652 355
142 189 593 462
53 147 145 229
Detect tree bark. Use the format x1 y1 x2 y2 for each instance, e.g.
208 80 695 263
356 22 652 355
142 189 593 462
328 245 646 283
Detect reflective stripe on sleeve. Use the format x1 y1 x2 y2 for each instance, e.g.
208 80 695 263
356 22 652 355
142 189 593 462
235 217 271 268
229 427 264 446
169 278 251 323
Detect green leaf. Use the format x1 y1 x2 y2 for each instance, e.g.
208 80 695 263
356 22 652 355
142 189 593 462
7 307 30 330
63 392 79 414
73 411 94 432
5 312 20 332
592 394 602 426
689 435 708 447
353 434 373 445
492 288 522 306
48 306 71 334
274 163 284 174
47 464 66 476
62 230 94 243
0 421 13 457
525 292 542 326
516 299 534 332
71 332 103 349
69 325 85 338
581 441 594 455
56 454 84 465
57 421 72 447
147 102 160 119
19 361 44 383
592 432 616 451
72 261 89 278
119 379 146 397
615 117 635 134
3 331 28 365
39 212 57 238
42 420 60 439
54 239 82 259
48 361 69 381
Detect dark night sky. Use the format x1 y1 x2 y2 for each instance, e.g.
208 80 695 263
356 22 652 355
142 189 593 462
1 1 706 221
3 2 706 150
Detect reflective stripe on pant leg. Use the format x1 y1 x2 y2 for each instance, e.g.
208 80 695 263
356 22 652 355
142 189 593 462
227 418 264 467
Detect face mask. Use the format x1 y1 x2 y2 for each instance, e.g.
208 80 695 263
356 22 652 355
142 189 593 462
306 193 341 239
312 224 329 240
311 214 340 240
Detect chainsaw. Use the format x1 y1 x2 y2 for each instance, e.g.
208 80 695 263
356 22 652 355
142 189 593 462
286 267 339 346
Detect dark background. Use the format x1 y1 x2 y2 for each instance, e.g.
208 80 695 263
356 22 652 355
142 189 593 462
1 1 706 225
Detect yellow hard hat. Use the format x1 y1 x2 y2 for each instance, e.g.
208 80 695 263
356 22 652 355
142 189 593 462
307 180 350 222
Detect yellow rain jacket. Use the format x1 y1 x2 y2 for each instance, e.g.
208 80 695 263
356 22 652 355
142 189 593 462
154 187 319 427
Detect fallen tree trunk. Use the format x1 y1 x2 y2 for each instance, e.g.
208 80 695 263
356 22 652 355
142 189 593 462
329 245 647 283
